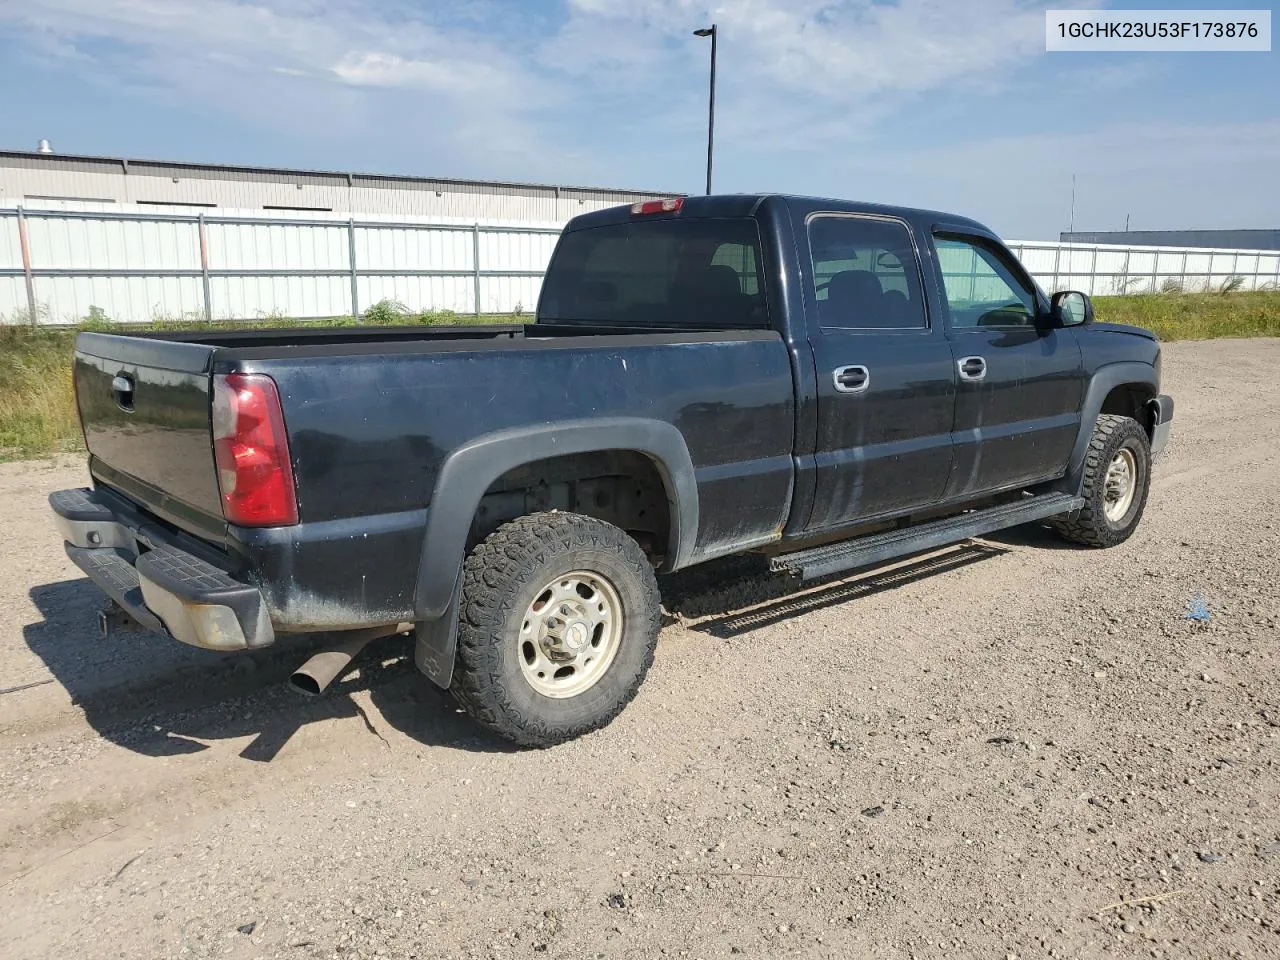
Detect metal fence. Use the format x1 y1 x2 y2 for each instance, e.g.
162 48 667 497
0 203 561 324
2 202 1279 325
1008 240 1280 297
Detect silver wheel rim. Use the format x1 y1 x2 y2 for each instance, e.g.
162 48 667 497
518 570 624 699
1103 447 1138 522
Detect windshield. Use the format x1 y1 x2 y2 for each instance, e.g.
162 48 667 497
538 218 769 329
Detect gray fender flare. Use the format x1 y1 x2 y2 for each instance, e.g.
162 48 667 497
412 417 699 688
1061 362 1158 494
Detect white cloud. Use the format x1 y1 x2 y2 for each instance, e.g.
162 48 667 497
549 0 1079 95
2 0 543 96
2 1 1069 137
0 0 557 169
539 0 1095 158
8 0 1266 240
331 52 516 97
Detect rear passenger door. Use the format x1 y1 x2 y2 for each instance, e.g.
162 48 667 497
932 232 1084 497
802 214 957 531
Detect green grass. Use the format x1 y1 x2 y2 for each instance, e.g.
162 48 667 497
2 292 1278 461
1093 290 1280 341
0 325 85 460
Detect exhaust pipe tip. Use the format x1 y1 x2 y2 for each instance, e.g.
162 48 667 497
286 624 409 697
288 670 325 697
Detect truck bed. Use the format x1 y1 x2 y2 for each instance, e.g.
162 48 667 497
74 321 782 525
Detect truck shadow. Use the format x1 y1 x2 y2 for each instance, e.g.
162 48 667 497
981 522 1082 551
24 540 1008 763
22 579 513 762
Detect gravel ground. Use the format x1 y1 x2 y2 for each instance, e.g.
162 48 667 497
0 337 1277 960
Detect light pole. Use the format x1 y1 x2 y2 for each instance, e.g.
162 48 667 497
693 24 717 195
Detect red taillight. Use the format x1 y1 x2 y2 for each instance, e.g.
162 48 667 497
630 197 684 215
212 373 298 527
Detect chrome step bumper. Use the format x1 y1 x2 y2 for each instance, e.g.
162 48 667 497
52 487 274 651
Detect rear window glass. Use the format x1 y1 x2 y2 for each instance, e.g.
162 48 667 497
808 216 927 330
538 218 768 328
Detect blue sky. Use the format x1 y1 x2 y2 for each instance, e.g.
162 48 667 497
0 0 1276 239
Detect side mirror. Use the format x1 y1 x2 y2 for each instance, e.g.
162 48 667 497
1051 290 1093 327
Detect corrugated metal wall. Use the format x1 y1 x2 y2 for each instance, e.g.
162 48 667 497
2 201 1279 325
0 152 665 222
0 208 25 320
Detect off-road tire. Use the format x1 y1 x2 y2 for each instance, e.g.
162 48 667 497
450 512 661 747
1050 414 1151 547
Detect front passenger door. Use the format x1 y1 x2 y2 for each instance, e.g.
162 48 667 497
933 234 1084 498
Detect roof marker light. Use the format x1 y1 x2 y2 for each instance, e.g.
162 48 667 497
630 197 685 215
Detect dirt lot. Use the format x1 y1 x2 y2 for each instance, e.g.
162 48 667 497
1 338 1277 960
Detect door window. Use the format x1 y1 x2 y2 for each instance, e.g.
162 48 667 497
808 216 927 331
934 237 1037 329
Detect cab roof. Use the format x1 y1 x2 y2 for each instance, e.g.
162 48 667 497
565 193 993 237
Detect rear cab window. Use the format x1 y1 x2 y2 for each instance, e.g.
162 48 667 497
807 215 928 331
538 218 769 329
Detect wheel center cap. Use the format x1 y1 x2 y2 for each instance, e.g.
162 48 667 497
565 621 590 650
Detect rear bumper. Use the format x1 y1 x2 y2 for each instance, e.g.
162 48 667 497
52 487 273 651
1149 394 1174 457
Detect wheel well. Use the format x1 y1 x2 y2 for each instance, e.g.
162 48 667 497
471 451 673 563
1100 383 1156 435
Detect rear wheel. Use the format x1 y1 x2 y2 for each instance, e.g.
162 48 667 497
450 512 661 747
1051 414 1151 547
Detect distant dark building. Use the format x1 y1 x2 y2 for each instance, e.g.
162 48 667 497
1060 229 1280 251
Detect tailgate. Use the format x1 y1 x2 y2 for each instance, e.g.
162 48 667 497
73 332 225 542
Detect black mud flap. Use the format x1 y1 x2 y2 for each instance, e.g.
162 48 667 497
414 573 461 689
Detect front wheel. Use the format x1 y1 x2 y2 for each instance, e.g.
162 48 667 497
1051 414 1152 547
450 512 661 747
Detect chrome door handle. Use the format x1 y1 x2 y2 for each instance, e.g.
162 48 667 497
958 356 987 382
833 365 870 394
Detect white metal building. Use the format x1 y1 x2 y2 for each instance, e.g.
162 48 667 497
0 149 672 221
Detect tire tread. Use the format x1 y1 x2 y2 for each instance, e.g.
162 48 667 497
1051 414 1150 547
450 512 660 748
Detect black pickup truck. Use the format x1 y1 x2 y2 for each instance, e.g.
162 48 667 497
52 194 1172 746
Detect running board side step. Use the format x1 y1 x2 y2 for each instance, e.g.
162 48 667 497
770 493 1083 581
